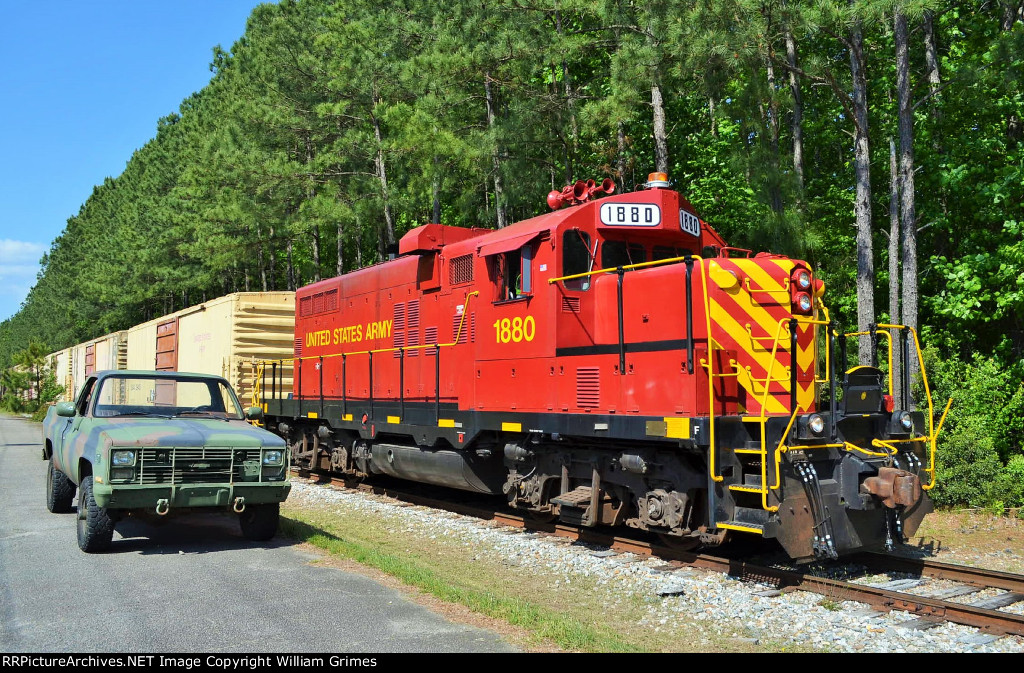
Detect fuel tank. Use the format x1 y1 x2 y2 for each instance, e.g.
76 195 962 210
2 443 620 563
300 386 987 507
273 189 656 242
370 442 505 494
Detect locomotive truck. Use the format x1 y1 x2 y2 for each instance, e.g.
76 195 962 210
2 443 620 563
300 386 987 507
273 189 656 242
255 172 950 561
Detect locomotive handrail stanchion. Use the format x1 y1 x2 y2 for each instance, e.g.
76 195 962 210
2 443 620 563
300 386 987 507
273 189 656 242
399 347 405 421
764 406 803 511
271 362 277 402
368 351 374 421
684 257 695 374
789 318 799 413
319 355 324 419
876 323 945 491
342 353 347 418
435 344 441 423
829 323 838 440
295 354 301 421
901 327 912 410
616 267 626 375
869 323 879 368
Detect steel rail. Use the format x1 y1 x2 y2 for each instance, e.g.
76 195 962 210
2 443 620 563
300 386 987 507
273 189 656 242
291 470 1024 637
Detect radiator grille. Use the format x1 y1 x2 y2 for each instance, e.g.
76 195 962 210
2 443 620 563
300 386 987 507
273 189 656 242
449 254 473 285
562 297 581 313
425 327 438 355
136 448 236 485
393 302 406 330
407 300 420 328
576 367 600 408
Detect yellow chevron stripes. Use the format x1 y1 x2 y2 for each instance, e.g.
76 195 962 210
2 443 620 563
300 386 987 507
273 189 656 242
709 258 817 414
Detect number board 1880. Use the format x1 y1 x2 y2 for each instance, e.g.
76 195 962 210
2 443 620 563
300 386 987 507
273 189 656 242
599 203 661 227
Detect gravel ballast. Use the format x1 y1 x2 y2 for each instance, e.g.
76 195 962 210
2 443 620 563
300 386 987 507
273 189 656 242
287 480 1024 653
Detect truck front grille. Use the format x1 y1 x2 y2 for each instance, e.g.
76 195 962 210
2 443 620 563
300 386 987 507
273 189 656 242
122 447 280 485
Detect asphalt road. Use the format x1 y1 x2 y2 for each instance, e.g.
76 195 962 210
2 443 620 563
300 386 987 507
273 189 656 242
0 414 517 653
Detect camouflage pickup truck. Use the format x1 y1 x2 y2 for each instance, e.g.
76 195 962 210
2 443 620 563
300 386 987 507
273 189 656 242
43 370 290 552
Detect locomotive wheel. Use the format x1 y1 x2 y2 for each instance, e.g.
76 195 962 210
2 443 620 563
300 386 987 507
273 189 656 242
656 533 701 552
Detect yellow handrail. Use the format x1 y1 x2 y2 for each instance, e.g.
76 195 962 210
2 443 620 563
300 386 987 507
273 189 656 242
845 329 895 396
874 324 941 490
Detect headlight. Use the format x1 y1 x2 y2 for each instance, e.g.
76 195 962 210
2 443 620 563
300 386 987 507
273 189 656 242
796 269 812 290
796 292 813 313
262 450 284 466
111 450 136 466
808 414 825 436
899 411 914 432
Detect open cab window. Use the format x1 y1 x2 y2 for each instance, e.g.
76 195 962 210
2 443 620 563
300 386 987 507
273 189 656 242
490 245 533 302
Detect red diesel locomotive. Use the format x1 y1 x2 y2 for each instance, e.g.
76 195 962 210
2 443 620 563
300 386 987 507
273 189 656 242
258 173 947 561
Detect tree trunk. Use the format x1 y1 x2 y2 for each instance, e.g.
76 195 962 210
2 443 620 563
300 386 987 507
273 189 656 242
555 9 577 184
923 11 942 124
258 240 268 292
267 224 277 290
311 224 321 283
850 15 875 365
286 238 296 291
888 137 902 405
432 154 441 224
765 54 783 213
896 9 919 397
617 122 627 191
342 220 350 278
652 83 669 174
484 73 507 228
785 28 805 195
1004 3 1024 146
372 108 396 251
1002 1 1022 30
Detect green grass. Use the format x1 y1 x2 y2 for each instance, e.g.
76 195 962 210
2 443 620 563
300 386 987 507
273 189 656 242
280 515 642 652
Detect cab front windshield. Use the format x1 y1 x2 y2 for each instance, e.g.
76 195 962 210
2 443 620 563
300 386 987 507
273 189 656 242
92 375 245 420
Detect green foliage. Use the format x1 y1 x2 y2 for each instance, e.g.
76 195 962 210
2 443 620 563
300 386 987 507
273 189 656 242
0 1 1021 510
926 348 1024 508
1 341 61 418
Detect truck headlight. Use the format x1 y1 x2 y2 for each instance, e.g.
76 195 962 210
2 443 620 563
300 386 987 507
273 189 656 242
111 450 136 466
262 450 284 466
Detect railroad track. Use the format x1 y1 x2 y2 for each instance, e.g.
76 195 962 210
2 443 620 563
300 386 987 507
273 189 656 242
291 469 1024 639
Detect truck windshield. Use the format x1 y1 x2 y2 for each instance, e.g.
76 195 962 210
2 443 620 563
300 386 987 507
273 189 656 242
92 376 245 420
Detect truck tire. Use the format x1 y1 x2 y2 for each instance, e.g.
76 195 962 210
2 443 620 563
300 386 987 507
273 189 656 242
46 459 76 513
77 476 115 553
239 503 280 541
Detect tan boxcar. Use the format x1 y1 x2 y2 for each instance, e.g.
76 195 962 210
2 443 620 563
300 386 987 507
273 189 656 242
46 348 73 402
125 292 295 404
48 331 128 402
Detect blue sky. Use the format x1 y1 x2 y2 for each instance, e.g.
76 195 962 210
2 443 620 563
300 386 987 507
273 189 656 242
0 1 268 322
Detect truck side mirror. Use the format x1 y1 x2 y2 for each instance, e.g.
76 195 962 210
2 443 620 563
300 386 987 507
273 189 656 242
245 407 264 420
56 402 76 418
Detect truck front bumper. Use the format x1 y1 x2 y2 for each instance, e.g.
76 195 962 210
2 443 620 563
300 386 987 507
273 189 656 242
93 481 291 511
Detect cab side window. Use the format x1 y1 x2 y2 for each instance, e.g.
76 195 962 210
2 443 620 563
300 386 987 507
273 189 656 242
562 230 593 291
76 378 96 416
491 245 533 302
